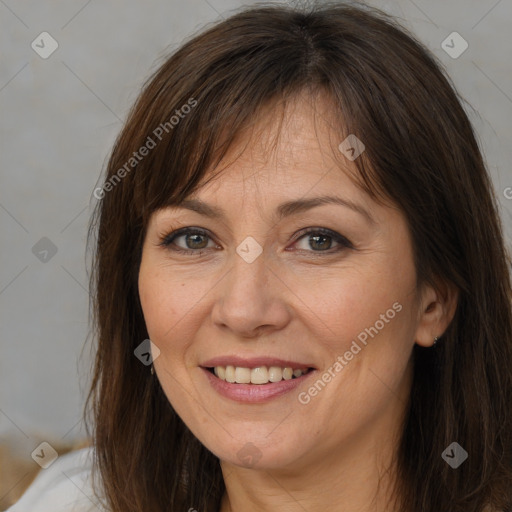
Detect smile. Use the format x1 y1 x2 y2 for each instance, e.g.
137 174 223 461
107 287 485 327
208 365 313 384
200 365 317 403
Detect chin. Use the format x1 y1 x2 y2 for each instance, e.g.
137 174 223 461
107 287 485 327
209 433 308 470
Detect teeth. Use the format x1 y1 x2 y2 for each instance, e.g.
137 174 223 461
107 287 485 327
211 365 310 384
251 367 268 384
225 365 236 383
235 367 251 384
268 366 283 382
282 367 293 380
214 366 226 380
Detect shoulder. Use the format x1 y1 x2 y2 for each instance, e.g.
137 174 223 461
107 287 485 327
6 446 105 512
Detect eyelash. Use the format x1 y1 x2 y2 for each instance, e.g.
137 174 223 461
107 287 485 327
159 227 353 256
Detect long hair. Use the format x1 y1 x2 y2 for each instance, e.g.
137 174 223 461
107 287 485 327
85 2 512 511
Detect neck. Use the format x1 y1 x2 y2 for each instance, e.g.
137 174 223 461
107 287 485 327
218 415 403 512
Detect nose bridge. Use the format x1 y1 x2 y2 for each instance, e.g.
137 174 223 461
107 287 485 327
222 240 270 312
211 238 289 336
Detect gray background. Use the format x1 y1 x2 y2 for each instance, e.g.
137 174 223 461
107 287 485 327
1 0 511 480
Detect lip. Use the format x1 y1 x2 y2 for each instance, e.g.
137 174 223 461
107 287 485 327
200 366 317 403
201 356 316 369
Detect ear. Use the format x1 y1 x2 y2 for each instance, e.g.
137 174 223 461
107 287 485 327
414 278 459 347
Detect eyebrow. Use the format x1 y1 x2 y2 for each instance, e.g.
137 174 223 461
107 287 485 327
171 196 376 225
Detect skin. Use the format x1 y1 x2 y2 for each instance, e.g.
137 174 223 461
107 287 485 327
138 92 458 512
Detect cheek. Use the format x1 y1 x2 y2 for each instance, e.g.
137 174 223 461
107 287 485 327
304 262 414 353
138 268 167 339
301 283 414 449
138 258 194 341
301 244 417 414
138 261 197 404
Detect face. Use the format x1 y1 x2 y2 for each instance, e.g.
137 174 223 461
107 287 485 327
138 93 426 474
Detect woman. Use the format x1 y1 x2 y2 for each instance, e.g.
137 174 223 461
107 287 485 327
9 2 512 511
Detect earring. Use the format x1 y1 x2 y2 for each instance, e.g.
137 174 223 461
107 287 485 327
150 364 155 375
433 336 439 346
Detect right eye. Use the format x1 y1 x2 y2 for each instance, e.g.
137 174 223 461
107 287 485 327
160 227 218 254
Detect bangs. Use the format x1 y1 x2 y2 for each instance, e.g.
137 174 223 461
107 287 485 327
100 14 398 233
128 82 389 233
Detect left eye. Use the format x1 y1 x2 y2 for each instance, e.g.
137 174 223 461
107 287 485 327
160 227 352 254
292 227 353 253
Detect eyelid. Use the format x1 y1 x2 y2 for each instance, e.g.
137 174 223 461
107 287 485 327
159 226 209 246
159 226 353 254
291 227 354 251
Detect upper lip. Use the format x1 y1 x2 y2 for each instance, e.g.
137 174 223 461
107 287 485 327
201 356 316 369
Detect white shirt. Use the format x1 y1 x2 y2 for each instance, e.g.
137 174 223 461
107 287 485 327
7 446 106 512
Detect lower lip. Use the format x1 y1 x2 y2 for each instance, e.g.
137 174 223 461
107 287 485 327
201 367 316 403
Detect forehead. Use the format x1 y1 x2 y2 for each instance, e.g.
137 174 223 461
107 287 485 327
193 91 366 202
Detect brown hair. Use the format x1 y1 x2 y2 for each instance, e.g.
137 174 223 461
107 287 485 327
85 2 512 511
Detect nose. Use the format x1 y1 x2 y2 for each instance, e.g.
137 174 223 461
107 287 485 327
210 245 291 338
